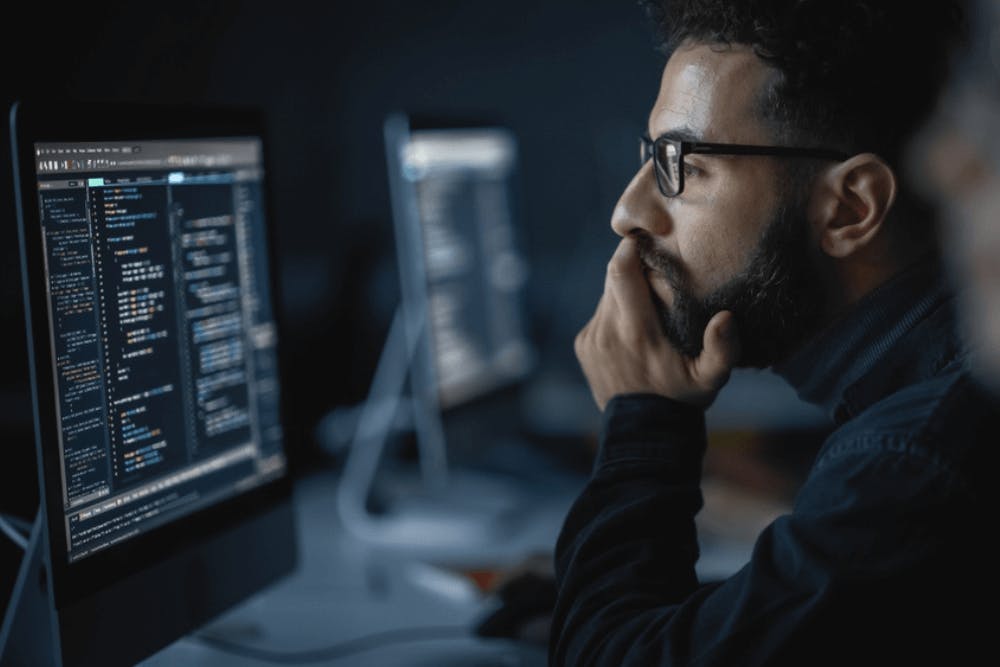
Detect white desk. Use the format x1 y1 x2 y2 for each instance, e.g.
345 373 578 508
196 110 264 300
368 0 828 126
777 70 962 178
141 470 551 667
140 445 773 666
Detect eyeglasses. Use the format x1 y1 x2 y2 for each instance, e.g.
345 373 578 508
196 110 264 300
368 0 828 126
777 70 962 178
640 134 851 198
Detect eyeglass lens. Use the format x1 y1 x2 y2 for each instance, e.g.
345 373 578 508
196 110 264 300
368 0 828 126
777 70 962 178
641 137 681 197
656 140 680 196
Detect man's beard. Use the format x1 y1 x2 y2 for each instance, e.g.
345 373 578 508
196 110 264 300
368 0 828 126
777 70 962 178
635 192 828 368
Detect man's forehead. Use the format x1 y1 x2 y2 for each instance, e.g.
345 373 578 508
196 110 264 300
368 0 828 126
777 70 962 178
648 42 776 143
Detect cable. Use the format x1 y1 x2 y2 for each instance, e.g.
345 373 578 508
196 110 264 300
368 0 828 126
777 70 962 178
0 516 28 551
193 625 476 664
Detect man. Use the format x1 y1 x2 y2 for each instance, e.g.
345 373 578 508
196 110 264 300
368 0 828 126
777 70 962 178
553 1 996 665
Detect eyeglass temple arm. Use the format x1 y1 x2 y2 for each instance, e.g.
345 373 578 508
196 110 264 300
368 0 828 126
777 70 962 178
685 141 850 161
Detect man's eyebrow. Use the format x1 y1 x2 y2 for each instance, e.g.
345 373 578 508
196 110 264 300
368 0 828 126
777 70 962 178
645 126 703 143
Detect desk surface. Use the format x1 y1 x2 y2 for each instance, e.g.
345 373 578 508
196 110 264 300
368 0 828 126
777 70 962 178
140 451 772 666
141 470 552 666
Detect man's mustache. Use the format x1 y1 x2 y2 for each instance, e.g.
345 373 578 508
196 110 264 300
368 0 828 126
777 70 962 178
632 233 686 294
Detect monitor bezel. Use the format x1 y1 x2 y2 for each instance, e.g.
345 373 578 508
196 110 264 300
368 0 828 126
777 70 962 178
10 100 297 612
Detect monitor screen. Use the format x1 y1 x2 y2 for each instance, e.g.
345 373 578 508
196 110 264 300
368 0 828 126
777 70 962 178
6 102 297 667
389 119 534 409
33 138 286 563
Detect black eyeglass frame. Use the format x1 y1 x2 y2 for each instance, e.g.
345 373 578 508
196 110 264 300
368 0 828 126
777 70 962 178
640 134 852 198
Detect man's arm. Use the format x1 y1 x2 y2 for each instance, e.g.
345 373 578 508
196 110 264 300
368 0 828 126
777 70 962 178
550 392 709 665
555 232 744 664
550 395 964 666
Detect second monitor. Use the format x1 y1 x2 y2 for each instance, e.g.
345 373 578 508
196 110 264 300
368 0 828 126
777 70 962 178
391 113 535 410
335 114 539 558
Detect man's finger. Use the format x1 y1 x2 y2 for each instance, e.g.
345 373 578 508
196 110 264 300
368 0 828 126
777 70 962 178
691 311 740 390
605 236 656 322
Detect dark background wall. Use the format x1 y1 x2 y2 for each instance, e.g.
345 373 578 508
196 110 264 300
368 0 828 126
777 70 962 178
0 0 664 501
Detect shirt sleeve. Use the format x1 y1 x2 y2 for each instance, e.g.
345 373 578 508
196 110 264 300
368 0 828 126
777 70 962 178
549 393 964 666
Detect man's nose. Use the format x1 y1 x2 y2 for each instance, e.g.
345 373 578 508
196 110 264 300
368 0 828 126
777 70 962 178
611 161 672 238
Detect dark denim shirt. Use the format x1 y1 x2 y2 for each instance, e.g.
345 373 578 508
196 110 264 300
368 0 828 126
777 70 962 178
551 258 999 666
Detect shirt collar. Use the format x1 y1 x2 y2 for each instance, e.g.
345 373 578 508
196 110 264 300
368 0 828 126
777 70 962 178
773 255 960 423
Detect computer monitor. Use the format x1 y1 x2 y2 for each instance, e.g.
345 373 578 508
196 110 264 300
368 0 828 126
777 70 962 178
387 113 535 412
1 101 296 667
334 114 537 558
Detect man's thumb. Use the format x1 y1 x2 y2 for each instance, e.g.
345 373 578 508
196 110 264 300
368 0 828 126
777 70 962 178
694 311 740 388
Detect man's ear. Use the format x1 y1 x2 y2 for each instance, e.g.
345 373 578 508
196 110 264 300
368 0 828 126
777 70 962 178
807 153 897 259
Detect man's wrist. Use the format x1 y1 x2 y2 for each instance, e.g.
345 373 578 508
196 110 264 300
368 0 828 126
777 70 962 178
597 393 707 477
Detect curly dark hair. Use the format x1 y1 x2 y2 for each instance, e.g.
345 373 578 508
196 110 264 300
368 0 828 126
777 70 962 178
640 0 967 241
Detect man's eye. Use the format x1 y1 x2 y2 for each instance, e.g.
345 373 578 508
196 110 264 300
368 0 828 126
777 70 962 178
683 162 702 178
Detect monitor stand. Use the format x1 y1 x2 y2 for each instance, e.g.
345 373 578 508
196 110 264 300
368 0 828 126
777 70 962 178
0 511 61 667
336 305 531 564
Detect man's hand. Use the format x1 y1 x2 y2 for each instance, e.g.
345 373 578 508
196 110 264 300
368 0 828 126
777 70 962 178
575 236 741 410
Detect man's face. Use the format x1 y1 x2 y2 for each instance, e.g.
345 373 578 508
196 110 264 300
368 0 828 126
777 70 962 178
612 42 826 367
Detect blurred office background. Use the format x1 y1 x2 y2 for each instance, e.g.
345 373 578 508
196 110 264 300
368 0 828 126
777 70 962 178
0 0 829 619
